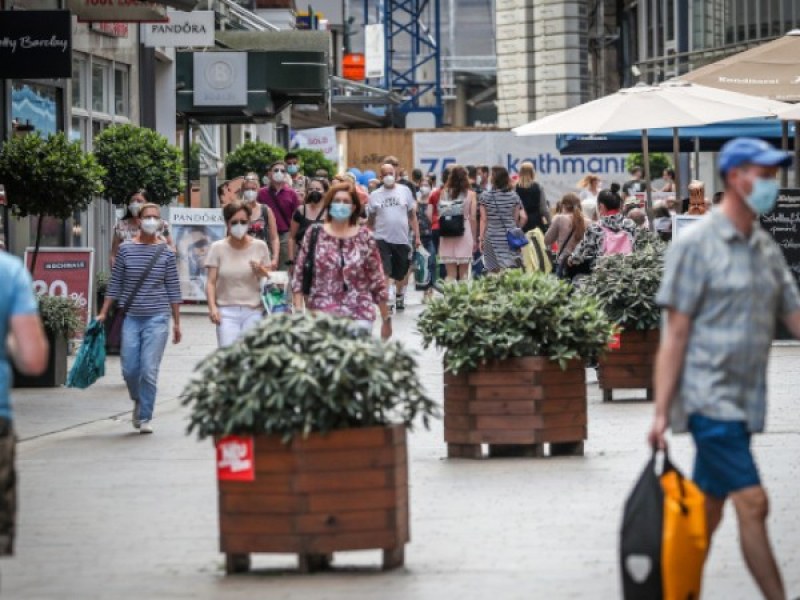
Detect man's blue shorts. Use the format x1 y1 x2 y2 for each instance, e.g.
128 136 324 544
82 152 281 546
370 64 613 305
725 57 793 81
688 413 761 499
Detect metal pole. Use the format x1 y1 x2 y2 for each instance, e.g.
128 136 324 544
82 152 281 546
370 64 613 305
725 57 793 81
782 120 790 188
672 127 680 205
183 118 191 207
693 136 700 190
795 120 800 189
642 129 654 230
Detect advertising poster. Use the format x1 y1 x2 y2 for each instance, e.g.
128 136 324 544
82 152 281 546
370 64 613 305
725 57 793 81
24 248 94 328
170 207 225 302
291 126 339 162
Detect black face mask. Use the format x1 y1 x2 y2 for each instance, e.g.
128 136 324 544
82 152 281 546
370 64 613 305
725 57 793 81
307 191 323 204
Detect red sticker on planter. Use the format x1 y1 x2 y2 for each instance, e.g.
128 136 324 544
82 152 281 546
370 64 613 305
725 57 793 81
216 436 255 481
609 333 621 350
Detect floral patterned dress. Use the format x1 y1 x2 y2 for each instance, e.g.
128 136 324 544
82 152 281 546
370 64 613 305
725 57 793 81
291 226 388 322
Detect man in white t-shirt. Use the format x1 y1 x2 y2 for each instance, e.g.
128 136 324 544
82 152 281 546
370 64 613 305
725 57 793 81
368 163 421 311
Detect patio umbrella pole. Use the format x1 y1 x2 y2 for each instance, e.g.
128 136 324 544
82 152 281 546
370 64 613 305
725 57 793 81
782 121 790 188
642 129 654 230
672 128 681 204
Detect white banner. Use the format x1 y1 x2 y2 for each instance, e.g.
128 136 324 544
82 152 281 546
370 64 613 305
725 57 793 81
413 131 630 204
142 10 215 48
170 208 225 302
365 24 385 79
291 126 338 162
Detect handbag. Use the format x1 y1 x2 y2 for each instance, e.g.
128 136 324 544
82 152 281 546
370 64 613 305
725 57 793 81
301 224 322 296
106 245 167 352
491 191 528 250
438 193 466 238
554 228 575 279
66 320 106 389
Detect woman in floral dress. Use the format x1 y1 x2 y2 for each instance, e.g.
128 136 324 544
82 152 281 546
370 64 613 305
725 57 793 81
291 182 391 339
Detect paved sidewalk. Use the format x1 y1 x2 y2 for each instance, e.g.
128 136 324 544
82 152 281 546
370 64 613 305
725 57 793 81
3 296 800 599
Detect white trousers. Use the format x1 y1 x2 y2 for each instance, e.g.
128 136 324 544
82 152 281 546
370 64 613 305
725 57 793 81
217 305 264 348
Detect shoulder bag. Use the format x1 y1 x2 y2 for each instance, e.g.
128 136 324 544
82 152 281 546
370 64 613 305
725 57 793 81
106 245 167 352
554 227 575 278
301 224 323 296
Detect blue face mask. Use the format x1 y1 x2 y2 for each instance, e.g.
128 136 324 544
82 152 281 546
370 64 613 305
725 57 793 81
329 202 353 221
745 177 779 215
287 164 299 175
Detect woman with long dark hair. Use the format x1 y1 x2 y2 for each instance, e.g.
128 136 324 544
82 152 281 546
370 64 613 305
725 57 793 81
545 193 590 278
479 166 527 273
437 165 477 281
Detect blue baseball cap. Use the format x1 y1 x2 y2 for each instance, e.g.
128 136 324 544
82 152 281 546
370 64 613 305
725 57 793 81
719 137 793 178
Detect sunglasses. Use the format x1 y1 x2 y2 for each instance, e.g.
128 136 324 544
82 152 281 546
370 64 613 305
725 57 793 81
272 169 286 174
229 220 249 226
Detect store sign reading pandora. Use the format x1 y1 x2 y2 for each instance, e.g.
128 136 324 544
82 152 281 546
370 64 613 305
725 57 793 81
141 10 214 48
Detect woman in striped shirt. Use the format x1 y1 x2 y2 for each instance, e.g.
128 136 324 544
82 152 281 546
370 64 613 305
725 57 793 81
479 166 528 273
97 203 182 434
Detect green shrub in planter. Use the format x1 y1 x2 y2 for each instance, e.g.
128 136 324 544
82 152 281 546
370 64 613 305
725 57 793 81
579 245 665 331
181 313 437 441
417 271 614 373
38 295 83 339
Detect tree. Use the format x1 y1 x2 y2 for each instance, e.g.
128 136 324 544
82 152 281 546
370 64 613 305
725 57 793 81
0 132 104 272
225 141 285 180
626 152 672 180
93 124 181 206
293 148 337 178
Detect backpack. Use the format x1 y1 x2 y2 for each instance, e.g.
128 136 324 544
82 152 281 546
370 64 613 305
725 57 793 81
439 192 466 237
601 226 634 256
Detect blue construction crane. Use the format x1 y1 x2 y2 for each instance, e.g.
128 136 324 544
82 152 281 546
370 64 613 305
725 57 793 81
362 0 443 126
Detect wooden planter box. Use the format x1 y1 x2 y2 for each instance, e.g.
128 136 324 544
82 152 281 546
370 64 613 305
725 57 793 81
444 357 587 459
597 329 660 402
217 425 409 574
12 331 67 388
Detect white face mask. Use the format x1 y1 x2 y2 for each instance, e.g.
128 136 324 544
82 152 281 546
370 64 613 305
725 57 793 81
383 175 396 188
230 223 249 239
420 186 431 196
141 218 160 235
129 203 144 217
243 190 258 203
271 171 285 184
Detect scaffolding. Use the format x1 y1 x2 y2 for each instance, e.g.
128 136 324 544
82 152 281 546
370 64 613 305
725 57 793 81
364 0 444 125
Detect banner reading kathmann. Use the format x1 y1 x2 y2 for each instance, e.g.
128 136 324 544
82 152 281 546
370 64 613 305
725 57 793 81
170 207 225 302
24 248 95 328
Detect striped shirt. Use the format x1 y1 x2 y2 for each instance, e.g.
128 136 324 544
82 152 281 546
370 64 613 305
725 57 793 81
107 242 182 317
656 209 800 433
480 189 523 271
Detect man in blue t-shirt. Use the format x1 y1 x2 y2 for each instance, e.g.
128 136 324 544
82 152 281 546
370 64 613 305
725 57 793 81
0 253 48 556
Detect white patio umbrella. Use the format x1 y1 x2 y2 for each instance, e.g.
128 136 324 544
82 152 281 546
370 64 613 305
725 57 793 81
513 81 792 215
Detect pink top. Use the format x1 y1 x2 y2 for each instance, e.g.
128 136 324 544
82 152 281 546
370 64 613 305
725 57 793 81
291 226 388 322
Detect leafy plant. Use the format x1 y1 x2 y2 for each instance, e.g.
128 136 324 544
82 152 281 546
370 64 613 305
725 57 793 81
93 124 181 206
225 141 285 180
0 132 104 272
96 271 110 295
37 294 83 338
418 271 614 373
626 152 671 179
181 313 437 441
293 148 337 178
579 245 665 331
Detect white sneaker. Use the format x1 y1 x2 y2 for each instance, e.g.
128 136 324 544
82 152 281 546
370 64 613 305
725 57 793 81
139 421 153 434
132 401 141 430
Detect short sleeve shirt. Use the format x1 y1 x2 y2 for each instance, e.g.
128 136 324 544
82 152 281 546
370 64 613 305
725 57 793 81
656 209 800 433
368 185 416 246
0 254 40 420
205 238 270 308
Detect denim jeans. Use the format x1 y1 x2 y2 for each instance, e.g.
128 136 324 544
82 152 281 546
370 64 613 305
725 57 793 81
420 235 437 290
217 306 263 348
121 314 170 422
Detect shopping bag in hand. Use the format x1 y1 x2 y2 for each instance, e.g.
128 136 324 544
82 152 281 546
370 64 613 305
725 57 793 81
66 320 106 389
620 449 708 600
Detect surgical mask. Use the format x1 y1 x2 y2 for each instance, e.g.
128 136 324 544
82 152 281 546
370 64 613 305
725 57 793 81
329 202 353 221
383 175 395 188
476 176 483 186
306 191 323 204
745 177 780 215
141 218 160 235
287 164 299 175
129 203 143 217
230 223 249 239
243 190 258 203
271 171 285 184
420 186 431 196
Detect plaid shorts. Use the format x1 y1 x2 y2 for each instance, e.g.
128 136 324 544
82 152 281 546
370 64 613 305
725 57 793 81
0 418 16 556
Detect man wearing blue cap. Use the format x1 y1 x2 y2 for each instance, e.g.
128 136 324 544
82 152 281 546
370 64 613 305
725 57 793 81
648 138 797 600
